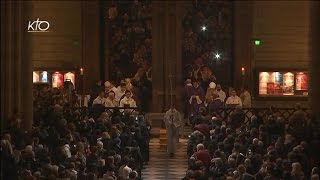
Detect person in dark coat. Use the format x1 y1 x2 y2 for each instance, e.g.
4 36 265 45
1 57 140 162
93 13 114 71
1 137 17 180
229 105 245 130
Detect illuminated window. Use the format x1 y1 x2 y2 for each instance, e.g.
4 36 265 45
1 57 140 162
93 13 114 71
52 72 63 88
295 72 308 91
33 71 40 83
64 72 75 86
40 71 48 82
258 71 308 96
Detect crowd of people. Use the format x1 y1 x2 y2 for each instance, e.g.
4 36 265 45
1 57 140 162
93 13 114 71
107 0 153 113
182 78 252 126
2 82 151 180
182 1 233 85
3 1 319 179
90 78 150 113
107 0 235 114
109 1 152 86
183 100 320 179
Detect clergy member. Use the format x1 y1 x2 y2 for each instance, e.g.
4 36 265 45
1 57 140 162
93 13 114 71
225 90 242 108
240 87 252 108
182 79 194 125
207 93 224 113
115 82 127 104
188 80 205 117
119 90 137 111
205 82 216 102
104 81 118 94
164 105 182 157
214 84 226 103
92 90 106 106
105 91 118 107
124 78 133 91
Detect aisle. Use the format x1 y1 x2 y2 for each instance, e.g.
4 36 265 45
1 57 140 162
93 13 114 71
142 138 189 180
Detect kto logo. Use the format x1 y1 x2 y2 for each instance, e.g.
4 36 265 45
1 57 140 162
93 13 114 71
28 18 50 32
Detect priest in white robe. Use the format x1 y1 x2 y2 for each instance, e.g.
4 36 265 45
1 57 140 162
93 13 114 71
164 105 182 157
119 90 137 112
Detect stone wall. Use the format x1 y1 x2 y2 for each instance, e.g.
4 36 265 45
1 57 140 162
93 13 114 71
234 1 311 107
30 1 82 68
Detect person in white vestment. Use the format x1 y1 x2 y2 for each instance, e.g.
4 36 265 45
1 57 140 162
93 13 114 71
119 90 137 112
214 84 226 102
124 78 133 91
92 90 106 106
104 81 118 94
105 91 118 107
164 105 182 157
115 83 127 103
240 87 252 108
225 90 242 108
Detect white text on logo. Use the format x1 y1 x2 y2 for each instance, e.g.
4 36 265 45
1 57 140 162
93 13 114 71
28 18 50 32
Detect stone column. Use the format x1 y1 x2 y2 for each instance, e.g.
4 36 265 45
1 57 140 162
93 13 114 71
22 1 34 131
164 1 183 110
0 1 33 131
310 1 320 120
151 1 166 112
0 1 12 130
104 8 110 81
151 1 183 112
82 0 101 94
233 1 253 91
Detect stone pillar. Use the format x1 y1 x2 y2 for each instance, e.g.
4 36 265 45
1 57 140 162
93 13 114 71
151 1 183 112
1 1 33 131
0 1 12 130
233 1 253 91
22 1 33 131
82 0 101 94
151 1 166 112
103 3 110 81
310 1 320 120
164 1 183 110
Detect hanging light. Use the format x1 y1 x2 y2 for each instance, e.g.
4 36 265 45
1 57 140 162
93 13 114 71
214 52 221 59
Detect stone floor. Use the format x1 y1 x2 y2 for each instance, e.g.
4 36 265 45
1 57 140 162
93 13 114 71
141 138 189 180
